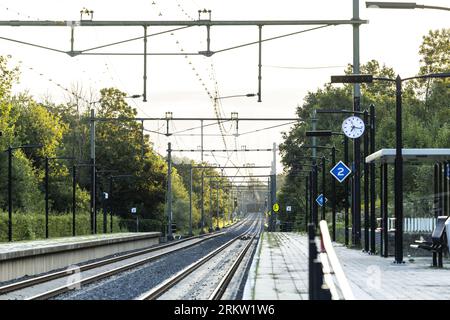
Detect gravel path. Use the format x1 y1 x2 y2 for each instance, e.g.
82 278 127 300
55 214 259 300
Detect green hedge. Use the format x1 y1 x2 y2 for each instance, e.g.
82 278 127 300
0 210 127 242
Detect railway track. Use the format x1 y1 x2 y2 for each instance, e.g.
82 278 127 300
137 215 262 300
0 218 246 300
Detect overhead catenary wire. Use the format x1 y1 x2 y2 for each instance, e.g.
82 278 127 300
238 121 297 136
4 2 286 179
171 120 232 135
212 24 333 54
10 57 92 106
263 64 347 70
165 0 235 167
91 30 152 119
81 26 194 53
151 2 230 167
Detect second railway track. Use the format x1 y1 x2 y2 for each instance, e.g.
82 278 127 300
138 213 263 300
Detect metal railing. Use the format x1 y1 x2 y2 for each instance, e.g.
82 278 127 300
391 217 436 233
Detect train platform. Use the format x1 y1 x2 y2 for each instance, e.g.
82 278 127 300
244 232 450 300
243 232 309 300
0 232 160 282
334 243 450 300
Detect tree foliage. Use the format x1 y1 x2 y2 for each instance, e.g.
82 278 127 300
278 28 450 231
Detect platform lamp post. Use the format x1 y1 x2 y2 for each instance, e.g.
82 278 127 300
331 72 450 263
291 160 323 216
314 108 362 247
314 108 376 250
306 131 344 241
44 156 75 239
6 144 43 241
293 164 321 227
299 145 336 227
306 127 358 247
291 157 321 231
297 158 330 228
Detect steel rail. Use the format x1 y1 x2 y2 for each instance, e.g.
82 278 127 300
208 233 257 300
23 232 228 300
137 217 260 300
22 218 249 300
0 231 229 295
1 220 246 299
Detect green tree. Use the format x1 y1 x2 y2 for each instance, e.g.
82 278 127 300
278 29 450 232
91 88 170 230
0 56 44 212
419 28 450 75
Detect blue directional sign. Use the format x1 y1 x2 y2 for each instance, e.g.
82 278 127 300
316 194 327 207
330 160 352 183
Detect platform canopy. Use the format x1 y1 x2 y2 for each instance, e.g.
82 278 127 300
365 149 450 164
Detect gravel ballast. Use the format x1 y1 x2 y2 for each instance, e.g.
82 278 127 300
55 214 259 300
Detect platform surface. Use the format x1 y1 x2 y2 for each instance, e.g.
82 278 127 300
243 232 309 300
334 243 450 300
244 232 450 300
0 232 160 260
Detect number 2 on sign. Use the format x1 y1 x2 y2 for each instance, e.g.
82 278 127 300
337 168 344 176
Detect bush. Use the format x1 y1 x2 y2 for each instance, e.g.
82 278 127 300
0 210 127 242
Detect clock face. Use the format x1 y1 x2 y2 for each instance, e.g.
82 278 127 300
342 116 365 139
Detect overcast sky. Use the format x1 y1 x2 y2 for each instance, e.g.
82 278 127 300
1 0 449 179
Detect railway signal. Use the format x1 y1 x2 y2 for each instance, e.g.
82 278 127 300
272 203 279 213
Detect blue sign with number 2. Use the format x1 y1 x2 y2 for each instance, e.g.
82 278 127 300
330 161 352 183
